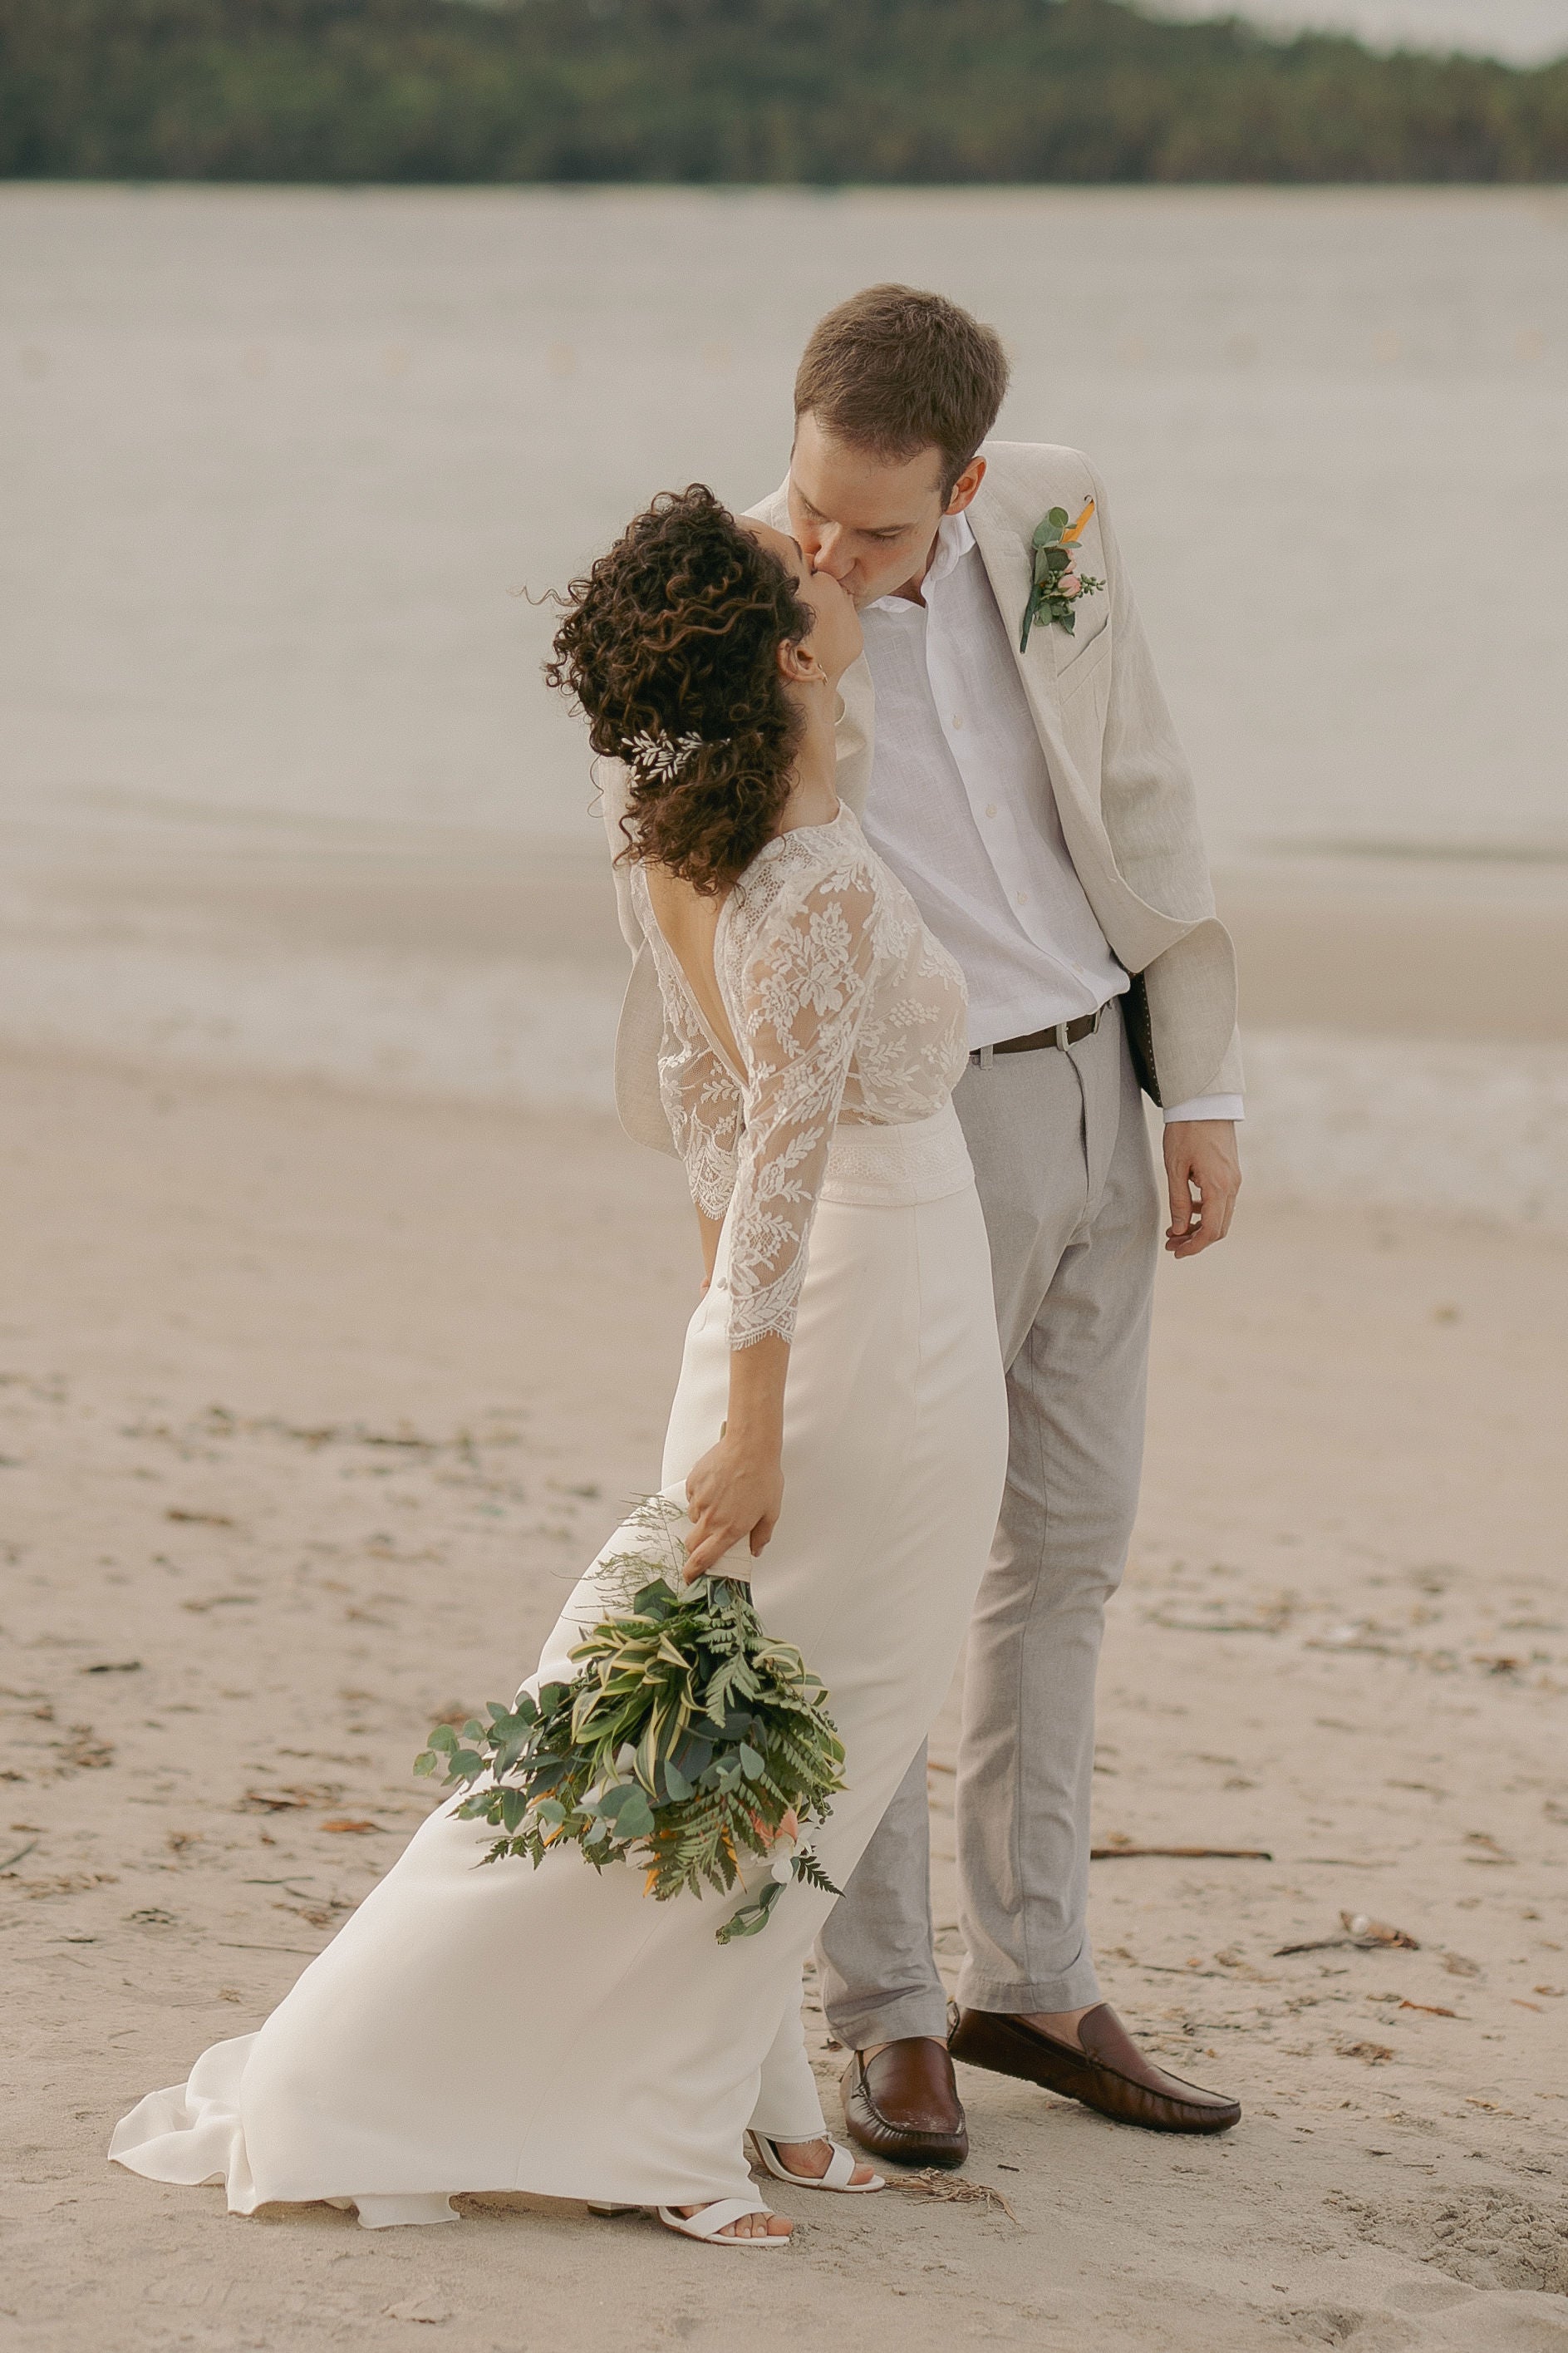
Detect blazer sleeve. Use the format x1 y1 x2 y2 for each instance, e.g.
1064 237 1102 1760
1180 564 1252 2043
1085 458 1244 1104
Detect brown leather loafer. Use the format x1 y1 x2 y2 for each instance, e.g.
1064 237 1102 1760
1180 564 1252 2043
841 2037 969 2169
949 2003 1241 2134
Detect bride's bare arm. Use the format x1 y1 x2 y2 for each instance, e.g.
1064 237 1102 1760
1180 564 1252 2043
681 1337 788 1580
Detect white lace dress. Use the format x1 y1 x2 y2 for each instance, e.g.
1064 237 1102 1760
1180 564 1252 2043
633 805 973 1345
110 806 1009 2229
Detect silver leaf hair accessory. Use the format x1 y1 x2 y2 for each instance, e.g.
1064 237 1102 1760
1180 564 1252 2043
623 727 705 780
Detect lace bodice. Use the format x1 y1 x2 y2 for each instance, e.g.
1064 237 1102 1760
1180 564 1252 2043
629 806 969 1348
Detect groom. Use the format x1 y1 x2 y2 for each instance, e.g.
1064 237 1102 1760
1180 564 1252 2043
607 285 1243 2158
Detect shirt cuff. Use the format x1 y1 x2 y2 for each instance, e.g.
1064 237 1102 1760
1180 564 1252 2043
1162 1095 1244 1125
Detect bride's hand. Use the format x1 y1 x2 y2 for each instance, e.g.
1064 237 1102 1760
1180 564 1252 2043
683 1429 784 1582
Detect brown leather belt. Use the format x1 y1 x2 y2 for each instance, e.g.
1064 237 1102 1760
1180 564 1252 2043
976 1005 1108 1060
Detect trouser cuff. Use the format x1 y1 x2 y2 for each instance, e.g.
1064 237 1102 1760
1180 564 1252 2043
823 1983 951 2051
956 1957 1102 2016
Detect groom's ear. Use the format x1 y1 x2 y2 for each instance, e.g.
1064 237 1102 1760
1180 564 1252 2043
945 455 987 517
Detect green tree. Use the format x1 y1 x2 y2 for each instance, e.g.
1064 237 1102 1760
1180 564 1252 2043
2 0 1565 183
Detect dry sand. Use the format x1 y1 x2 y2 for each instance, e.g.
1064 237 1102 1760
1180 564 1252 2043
3 1048 1567 2352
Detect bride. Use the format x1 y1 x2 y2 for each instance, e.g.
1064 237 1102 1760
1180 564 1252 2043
110 486 1008 2247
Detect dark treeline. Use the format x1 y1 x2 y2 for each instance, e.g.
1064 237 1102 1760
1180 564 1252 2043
3 0 1566 184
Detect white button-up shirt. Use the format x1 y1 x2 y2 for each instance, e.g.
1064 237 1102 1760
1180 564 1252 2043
858 510 1241 1125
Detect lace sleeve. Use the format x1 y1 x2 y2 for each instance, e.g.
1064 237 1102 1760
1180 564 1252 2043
657 992 743 1223
725 864 878 1349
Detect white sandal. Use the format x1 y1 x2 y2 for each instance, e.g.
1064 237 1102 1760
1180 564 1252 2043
747 2129 885 2194
656 2197 791 2246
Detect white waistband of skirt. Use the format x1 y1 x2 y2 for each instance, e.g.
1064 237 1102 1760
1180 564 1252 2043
818 1099 974 1208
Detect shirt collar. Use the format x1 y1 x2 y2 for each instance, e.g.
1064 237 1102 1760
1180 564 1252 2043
865 507 976 614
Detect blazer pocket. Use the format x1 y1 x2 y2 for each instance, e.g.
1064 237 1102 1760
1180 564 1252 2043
1054 618 1112 704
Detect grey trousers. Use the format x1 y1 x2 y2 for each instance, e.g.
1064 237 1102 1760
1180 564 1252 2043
817 1012 1160 2044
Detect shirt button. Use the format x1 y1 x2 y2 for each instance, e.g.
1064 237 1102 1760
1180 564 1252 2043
951 713 964 729
985 803 997 818
1015 891 1028 906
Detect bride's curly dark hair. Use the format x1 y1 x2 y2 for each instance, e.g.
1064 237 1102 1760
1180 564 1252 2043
544 485 812 894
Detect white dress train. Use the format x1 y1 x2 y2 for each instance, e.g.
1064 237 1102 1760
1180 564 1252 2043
111 809 1008 2226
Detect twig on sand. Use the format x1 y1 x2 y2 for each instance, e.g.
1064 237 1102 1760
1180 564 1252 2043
217 1939 322 1957
1276 1912 1419 1957
0 1839 39 1872
1090 1843 1273 1862
888 2168 1018 2223
1148 1607 1293 1636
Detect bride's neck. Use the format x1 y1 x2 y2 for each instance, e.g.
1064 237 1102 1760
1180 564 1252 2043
776 685 841 832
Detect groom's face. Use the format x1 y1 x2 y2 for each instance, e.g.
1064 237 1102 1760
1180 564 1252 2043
788 411 982 607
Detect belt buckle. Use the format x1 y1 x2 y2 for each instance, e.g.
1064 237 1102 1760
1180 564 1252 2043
1053 1021 1069 1051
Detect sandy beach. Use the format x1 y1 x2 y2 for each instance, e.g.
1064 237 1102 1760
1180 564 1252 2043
4 178 1566 2350
3 1046 1566 2352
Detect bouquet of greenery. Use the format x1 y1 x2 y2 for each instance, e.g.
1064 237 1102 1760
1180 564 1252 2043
415 1497 846 1942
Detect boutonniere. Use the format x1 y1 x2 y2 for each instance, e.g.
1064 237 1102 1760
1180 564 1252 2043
1019 499 1103 652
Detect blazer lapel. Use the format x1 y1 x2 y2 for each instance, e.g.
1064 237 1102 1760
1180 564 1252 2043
966 481 1125 906
966 469 1187 969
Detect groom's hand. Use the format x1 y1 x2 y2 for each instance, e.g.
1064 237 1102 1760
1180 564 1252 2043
1162 1120 1241 1258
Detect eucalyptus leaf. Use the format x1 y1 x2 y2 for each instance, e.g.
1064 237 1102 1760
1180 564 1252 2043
617 1790 656 1839
716 1883 783 1943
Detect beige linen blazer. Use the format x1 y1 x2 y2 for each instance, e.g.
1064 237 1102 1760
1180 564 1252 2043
599 441 1242 1154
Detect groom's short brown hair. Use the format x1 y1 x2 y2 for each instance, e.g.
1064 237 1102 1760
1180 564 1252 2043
794 285 1010 495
